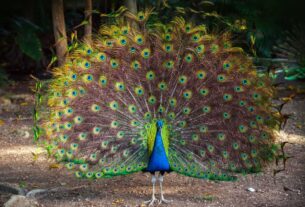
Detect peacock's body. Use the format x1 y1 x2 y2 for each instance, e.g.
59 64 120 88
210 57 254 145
34 9 280 205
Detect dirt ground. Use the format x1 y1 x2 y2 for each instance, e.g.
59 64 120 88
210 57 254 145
0 80 304 207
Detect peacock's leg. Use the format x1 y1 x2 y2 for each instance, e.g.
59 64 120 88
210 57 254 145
158 172 173 204
144 174 158 206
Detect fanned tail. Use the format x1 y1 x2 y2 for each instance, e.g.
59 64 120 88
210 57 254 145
34 10 280 181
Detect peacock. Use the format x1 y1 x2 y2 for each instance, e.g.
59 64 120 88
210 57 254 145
34 9 281 206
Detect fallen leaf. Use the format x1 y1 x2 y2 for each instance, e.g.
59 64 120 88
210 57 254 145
287 85 295 90
49 163 60 169
32 152 39 161
296 123 302 129
296 88 305 94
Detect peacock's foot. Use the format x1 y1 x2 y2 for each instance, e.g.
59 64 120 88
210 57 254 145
159 197 173 205
144 197 158 206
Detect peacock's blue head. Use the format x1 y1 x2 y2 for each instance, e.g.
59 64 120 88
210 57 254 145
156 120 163 129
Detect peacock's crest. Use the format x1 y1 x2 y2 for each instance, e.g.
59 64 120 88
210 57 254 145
34 9 280 181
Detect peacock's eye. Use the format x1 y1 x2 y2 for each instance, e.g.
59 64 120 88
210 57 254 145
130 47 136 53
84 62 90 68
100 54 106 61
165 34 171 41
121 39 126 45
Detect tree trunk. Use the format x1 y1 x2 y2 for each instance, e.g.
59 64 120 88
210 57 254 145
52 0 68 66
124 0 137 14
84 0 92 44
124 0 138 28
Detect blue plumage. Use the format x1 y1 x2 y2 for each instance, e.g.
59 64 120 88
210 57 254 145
146 121 170 172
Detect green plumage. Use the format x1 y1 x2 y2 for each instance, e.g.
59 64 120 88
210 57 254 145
34 9 281 181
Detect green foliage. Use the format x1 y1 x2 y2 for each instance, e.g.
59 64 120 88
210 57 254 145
273 24 305 80
13 17 43 61
18 181 27 189
211 0 305 57
0 67 9 87
201 194 214 201
15 32 42 61
283 68 305 80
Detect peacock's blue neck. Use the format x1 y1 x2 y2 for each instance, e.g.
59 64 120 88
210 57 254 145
146 126 170 172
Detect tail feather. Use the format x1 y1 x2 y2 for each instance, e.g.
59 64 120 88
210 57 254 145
34 11 280 180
